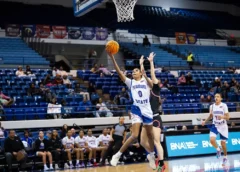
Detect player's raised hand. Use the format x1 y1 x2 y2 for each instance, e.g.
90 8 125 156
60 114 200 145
139 55 144 65
106 50 114 59
147 52 156 62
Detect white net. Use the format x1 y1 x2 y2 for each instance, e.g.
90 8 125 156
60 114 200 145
113 0 138 22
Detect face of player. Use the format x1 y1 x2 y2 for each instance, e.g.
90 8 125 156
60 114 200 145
52 130 58 137
103 129 108 135
132 68 142 80
67 130 72 138
215 94 222 104
24 132 29 138
79 131 84 137
39 131 44 139
87 130 92 136
119 117 125 125
107 128 111 134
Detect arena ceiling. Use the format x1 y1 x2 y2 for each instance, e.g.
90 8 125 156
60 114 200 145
194 0 240 6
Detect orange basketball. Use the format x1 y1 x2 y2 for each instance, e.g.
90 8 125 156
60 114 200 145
106 40 119 54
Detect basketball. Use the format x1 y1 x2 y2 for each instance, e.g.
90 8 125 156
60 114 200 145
106 40 119 54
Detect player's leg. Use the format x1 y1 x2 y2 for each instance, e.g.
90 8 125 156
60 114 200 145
65 149 73 168
110 117 141 166
92 148 97 166
220 127 228 167
153 127 165 171
46 151 54 169
74 148 80 167
37 151 48 170
210 126 221 158
86 148 93 167
79 149 85 168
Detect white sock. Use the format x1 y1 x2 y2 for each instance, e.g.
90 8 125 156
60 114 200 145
94 159 96 163
50 164 53 168
224 156 227 159
69 160 72 165
216 147 220 151
76 160 79 164
116 151 122 157
44 164 48 169
64 163 68 166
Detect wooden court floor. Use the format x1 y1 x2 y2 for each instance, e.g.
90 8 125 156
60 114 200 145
55 162 170 172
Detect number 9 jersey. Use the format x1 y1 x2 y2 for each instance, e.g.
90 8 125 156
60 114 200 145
125 77 153 125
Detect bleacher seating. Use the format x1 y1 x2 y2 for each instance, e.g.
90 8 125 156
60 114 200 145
0 38 49 65
121 43 188 67
165 45 240 68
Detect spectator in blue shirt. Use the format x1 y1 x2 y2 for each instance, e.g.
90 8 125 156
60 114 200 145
77 97 94 118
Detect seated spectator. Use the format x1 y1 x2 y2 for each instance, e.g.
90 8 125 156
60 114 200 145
143 35 151 47
193 125 199 130
75 83 90 100
230 78 236 87
231 122 236 128
0 122 5 139
47 98 62 119
57 66 68 77
227 67 236 74
121 67 127 76
4 130 27 171
90 63 99 74
27 83 40 97
177 74 186 85
21 130 33 153
25 65 35 76
231 83 240 95
60 124 68 139
208 88 215 97
53 75 63 85
52 67 58 77
39 83 56 102
161 67 168 73
96 98 113 117
99 64 113 76
200 95 212 103
74 130 93 167
185 72 195 85
98 128 111 164
49 130 67 169
106 100 122 116
63 75 72 87
62 130 81 168
46 130 52 140
87 83 96 96
221 81 230 100
77 97 93 118
0 88 14 106
212 77 222 94
86 129 104 166
16 66 26 77
119 87 130 105
35 131 54 171
43 74 53 86
182 126 187 130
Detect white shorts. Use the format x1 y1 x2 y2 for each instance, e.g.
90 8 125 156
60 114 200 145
210 124 228 140
131 105 153 125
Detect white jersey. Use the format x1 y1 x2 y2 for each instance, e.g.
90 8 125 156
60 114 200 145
62 136 75 149
75 136 87 147
210 103 229 126
86 136 97 148
98 134 110 146
125 77 153 123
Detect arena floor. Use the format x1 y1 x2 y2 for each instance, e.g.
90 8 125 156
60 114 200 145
55 153 240 172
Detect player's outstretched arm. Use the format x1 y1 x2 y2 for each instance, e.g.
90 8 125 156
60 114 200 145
148 52 158 85
140 55 153 88
107 51 126 82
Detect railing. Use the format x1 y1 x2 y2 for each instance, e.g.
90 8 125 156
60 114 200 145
1 102 240 122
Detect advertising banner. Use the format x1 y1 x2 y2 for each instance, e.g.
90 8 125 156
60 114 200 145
166 132 240 157
96 27 108 40
68 27 81 39
5 24 20 37
36 25 51 38
52 26 67 39
82 27 95 40
21 25 35 37
187 33 198 44
175 32 187 44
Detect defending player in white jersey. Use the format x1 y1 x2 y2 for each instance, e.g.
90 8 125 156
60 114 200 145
202 93 230 167
74 130 93 167
107 51 156 169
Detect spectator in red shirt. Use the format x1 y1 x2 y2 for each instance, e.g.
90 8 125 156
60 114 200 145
177 74 186 85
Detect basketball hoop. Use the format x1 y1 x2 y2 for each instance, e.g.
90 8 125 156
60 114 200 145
113 0 138 22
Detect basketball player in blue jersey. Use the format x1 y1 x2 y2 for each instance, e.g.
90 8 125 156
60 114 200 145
140 52 166 172
202 93 230 167
107 51 156 169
